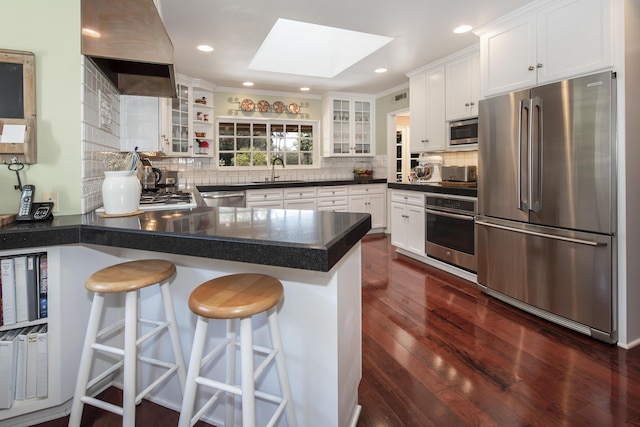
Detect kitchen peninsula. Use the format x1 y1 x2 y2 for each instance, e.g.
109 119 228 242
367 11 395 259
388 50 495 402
0 207 371 427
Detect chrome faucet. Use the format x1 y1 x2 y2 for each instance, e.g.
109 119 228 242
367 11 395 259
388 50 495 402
271 157 285 182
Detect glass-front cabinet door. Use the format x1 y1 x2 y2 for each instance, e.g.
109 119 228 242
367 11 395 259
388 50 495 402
170 83 190 155
322 95 374 157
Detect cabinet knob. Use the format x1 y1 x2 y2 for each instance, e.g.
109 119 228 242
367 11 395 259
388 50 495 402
528 65 535 71
470 102 475 106
536 63 543 68
421 139 429 143
465 103 470 107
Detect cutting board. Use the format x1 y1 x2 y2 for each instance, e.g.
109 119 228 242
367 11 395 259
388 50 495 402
0 214 16 226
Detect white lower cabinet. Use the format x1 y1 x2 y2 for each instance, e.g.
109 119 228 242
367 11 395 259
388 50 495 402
283 187 318 210
390 190 425 255
316 186 349 212
246 188 284 209
348 184 386 229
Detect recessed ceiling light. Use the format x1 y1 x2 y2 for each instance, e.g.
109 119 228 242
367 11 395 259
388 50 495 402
453 25 472 34
249 18 394 78
197 45 214 52
300 87 310 91
374 68 387 73
243 82 254 87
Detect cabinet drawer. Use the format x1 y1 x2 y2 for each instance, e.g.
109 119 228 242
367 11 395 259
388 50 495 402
317 186 348 197
348 184 385 195
246 189 283 202
391 190 425 207
317 196 348 208
284 187 318 200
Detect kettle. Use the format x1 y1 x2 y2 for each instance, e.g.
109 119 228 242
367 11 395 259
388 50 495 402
142 166 162 190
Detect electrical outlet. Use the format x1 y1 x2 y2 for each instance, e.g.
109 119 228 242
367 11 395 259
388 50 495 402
194 161 202 169
43 192 59 212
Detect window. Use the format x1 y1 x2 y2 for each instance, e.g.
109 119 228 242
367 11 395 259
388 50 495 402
217 119 317 167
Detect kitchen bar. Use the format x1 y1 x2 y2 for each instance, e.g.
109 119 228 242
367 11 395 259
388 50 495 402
0 207 371 426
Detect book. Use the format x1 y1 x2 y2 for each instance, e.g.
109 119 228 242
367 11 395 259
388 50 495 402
25 325 39 399
0 273 3 327
35 324 48 398
0 258 16 326
38 254 48 319
26 255 39 321
0 328 20 408
14 256 29 323
14 327 28 400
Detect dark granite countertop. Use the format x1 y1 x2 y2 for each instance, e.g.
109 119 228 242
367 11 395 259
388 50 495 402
388 182 477 198
0 207 372 272
197 178 387 192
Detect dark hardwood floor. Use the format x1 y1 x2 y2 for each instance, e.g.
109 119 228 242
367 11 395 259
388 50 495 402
357 234 640 427
35 234 640 426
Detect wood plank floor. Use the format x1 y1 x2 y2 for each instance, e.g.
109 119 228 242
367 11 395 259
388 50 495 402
35 234 640 426
357 234 640 427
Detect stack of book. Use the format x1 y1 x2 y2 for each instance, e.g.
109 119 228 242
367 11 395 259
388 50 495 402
0 253 49 409
0 324 48 408
0 253 48 327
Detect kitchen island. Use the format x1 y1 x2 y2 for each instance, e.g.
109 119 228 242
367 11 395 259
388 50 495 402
0 207 371 427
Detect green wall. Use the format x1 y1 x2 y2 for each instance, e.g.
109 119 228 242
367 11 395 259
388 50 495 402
0 1 81 215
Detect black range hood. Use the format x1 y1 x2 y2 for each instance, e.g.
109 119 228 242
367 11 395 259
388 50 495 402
81 0 176 98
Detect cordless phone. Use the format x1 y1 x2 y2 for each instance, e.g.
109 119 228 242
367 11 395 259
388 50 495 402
16 185 54 221
16 185 35 220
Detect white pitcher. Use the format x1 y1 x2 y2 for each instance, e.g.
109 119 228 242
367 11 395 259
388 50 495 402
102 170 141 215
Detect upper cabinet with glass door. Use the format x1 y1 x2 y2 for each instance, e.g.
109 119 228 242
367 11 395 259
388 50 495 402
169 83 190 156
322 94 375 157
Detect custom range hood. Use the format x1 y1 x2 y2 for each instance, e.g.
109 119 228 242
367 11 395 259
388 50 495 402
81 0 176 97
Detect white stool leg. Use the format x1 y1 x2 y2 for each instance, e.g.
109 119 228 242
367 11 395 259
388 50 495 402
240 316 256 427
226 319 237 427
267 307 297 427
178 315 209 427
69 292 105 427
159 281 187 392
122 290 138 427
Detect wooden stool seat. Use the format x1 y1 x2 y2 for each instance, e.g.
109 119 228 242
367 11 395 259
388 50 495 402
85 259 176 293
188 273 283 319
179 273 296 427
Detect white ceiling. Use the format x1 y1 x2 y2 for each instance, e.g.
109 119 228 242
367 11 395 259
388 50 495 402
158 0 533 96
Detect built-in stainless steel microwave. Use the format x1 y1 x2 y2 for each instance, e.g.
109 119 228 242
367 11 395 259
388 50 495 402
449 117 478 146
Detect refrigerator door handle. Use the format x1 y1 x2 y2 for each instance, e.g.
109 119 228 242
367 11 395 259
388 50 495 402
475 220 607 247
530 96 543 213
518 99 531 212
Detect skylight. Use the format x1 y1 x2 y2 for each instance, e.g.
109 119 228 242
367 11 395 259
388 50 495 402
249 18 394 78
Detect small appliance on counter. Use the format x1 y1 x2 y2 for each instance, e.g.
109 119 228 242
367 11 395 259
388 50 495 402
411 154 442 183
441 165 477 182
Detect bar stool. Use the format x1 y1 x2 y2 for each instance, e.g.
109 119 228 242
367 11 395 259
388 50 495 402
69 259 187 427
178 273 297 427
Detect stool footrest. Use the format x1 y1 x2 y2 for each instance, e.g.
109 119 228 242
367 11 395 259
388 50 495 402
87 360 124 391
193 390 225 425
81 395 124 416
136 318 170 346
136 363 179 404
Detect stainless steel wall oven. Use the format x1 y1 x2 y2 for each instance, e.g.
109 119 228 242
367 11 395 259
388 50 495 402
425 193 477 272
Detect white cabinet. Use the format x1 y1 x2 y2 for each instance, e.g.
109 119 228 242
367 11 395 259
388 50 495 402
348 184 386 229
408 65 445 153
246 188 284 208
477 0 613 97
322 95 374 156
445 52 479 121
283 187 317 210
167 77 215 157
316 186 349 212
120 95 171 153
390 190 425 256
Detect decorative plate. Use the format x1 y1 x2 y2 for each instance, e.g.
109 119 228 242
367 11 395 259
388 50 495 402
240 99 255 112
288 103 300 114
257 100 270 112
273 101 286 113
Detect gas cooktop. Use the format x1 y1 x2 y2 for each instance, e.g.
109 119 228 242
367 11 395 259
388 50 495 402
96 190 197 213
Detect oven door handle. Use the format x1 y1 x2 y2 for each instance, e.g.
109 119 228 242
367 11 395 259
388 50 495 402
426 209 475 221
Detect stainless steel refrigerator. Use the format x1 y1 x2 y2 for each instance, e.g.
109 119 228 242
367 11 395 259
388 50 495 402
477 71 617 343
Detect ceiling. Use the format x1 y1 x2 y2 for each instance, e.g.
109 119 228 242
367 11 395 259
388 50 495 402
158 0 533 96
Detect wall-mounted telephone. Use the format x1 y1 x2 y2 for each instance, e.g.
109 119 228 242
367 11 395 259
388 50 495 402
16 184 54 221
